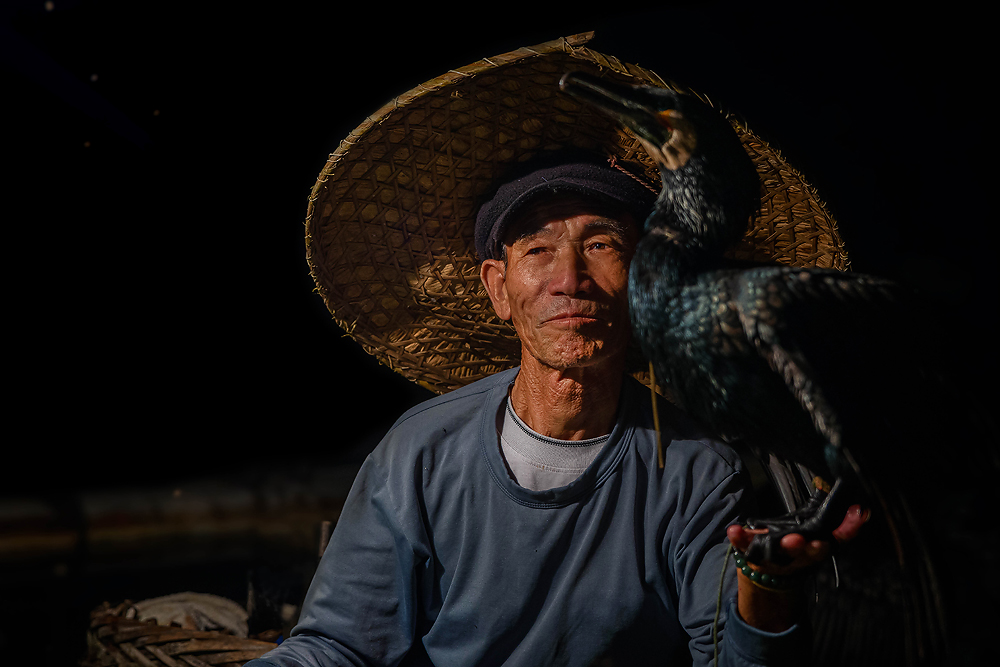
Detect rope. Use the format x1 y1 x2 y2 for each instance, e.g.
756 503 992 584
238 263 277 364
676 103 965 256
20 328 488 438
714 542 735 667
649 362 664 468
608 155 661 195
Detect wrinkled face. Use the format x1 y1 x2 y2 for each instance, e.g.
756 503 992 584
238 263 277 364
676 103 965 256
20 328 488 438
480 194 637 373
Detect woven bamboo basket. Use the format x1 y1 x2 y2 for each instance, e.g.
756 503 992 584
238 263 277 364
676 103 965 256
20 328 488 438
83 600 278 667
306 32 848 394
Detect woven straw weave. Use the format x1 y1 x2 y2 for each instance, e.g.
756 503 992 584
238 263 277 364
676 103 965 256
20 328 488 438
84 601 278 667
306 33 847 394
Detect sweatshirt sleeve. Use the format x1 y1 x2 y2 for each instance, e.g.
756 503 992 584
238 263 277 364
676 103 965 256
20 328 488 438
246 458 423 667
669 447 810 667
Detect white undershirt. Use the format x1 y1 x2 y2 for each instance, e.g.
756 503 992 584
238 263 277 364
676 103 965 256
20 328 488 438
498 397 610 491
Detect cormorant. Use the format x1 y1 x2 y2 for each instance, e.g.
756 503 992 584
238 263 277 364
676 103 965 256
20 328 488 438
559 71 905 551
558 71 997 665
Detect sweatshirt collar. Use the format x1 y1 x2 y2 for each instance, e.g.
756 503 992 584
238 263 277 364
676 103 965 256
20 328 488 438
479 368 637 508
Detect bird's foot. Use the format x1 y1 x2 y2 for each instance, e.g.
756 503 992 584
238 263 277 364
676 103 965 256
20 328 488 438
743 477 848 565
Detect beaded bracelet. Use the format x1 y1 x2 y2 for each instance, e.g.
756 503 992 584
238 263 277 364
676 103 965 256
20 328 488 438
731 550 803 592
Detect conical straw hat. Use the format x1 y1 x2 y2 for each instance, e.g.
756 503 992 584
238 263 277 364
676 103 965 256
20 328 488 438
305 32 848 394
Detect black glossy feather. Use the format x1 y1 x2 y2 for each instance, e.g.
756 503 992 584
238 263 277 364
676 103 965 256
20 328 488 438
630 260 917 482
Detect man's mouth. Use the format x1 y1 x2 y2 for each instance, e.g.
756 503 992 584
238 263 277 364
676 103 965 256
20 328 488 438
545 312 604 326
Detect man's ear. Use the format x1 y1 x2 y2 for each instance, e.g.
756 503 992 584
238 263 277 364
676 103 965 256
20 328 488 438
480 259 511 321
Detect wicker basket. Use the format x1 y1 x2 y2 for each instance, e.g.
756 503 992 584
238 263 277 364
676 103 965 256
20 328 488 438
83 600 278 667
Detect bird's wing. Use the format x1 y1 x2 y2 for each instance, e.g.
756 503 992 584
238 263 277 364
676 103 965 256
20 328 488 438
731 266 961 666
731 266 918 482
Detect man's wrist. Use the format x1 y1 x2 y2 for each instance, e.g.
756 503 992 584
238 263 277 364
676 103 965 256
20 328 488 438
732 549 805 592
735 555 805 632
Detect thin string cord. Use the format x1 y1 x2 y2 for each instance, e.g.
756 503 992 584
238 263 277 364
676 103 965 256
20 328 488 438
714 542 734 667
649 362 664 468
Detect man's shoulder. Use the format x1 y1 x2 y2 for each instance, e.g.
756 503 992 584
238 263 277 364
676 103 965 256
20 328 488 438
386 368 515 434
363 369 515 473
622 375 744 474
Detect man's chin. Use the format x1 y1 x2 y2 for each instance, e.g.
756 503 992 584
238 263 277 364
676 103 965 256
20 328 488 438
530 339 629 374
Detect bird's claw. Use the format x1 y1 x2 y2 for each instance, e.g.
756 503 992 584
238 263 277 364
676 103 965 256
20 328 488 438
744 478 848 565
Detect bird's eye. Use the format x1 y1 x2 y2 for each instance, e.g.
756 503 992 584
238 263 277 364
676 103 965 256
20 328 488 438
656 109 680 131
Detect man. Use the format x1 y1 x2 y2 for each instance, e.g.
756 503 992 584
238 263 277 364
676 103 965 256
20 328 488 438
246 157 864 666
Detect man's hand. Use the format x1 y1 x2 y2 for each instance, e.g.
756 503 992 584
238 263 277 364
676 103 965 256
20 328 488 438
727 504 870 570
725 505 870 632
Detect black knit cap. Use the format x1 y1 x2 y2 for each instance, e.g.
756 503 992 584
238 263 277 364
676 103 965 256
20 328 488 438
474 155 658 261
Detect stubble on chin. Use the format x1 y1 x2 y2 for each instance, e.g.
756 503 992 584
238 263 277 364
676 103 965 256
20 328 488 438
524 323 629 374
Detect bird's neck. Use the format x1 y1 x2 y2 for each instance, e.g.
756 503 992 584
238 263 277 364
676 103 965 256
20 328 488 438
639 216 715 277
646 161 753 260
632 225 691 287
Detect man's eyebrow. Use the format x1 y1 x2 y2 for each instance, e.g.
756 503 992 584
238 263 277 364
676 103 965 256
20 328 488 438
583 218 631 239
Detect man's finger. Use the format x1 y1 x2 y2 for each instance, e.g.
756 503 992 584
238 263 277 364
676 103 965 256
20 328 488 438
831 505 870 542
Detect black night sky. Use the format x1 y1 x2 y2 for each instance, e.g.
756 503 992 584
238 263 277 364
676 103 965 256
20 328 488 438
3 0 996 661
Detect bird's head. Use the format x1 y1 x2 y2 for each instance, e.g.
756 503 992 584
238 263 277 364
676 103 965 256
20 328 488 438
559 72 759 253
559 72 702 173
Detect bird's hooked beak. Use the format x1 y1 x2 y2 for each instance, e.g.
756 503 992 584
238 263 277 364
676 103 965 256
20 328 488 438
559 71 697 171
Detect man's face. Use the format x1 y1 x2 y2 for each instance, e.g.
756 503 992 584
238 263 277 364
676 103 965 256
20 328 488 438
480 194 637 373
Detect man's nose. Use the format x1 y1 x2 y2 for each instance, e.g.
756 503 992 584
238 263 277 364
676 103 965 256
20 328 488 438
548 248 592 297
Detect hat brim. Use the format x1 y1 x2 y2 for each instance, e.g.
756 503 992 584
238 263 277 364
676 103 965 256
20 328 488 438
305 32 848 394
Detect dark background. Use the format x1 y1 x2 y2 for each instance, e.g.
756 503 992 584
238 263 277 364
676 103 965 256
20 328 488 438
3 0 995 664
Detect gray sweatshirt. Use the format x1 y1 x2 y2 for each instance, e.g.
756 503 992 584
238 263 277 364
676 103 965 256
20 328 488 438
247 368 807 666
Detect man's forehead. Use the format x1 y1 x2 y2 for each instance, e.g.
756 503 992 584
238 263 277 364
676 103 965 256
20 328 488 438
512 216 633 244
506 194 636 244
